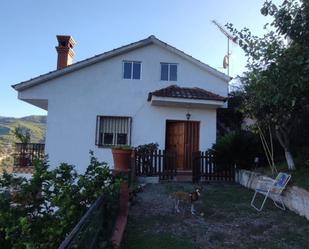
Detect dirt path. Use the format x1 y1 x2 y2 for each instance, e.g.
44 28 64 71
122 183 309 249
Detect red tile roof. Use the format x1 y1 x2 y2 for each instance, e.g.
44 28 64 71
148 85 226 102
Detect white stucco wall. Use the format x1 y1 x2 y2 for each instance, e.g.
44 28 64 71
18 43 228 172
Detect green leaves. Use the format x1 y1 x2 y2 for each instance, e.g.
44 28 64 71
0 152 120 248
212 131 262 170
227 0 309 170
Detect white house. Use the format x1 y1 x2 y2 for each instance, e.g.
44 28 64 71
12 35 230 173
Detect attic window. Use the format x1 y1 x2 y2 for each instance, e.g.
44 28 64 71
161 63 177 81
96 116 132 147
123 61 141 80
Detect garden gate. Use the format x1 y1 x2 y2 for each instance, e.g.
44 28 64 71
134 149 177 180
192 150 236 183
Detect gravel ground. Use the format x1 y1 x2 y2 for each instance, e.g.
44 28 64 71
122 182 309 249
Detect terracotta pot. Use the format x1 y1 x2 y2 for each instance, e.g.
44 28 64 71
112 149 133 171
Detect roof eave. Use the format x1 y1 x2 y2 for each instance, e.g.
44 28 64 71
12 37 155 91
150 96 226 108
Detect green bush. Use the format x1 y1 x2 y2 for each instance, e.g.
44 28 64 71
0 151 121 249
295 146 309 168
135 143 159 153
211 131 262 169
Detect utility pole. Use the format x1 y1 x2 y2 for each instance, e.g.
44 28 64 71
212 20 238 76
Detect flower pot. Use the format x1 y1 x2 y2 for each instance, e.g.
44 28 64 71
112 148 133 171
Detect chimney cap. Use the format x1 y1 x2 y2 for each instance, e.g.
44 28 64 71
56 35 76 48
56 35 75 70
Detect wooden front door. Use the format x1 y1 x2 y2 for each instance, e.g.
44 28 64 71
166 121 199 170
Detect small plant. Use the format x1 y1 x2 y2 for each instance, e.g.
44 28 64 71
135 143 159 153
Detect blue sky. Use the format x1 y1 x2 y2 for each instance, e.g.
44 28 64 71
0 0 281 117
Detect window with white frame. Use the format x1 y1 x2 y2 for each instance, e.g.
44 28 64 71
123 61 141 80
160 63 177 81
96 116 132 147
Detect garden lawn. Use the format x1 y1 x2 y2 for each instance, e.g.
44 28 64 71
121 183 309 249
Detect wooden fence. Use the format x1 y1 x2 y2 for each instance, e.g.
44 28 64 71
192 150 235 182
14 143 45 167
134 149 177 180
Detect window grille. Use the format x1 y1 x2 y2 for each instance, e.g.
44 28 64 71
96 116 132 147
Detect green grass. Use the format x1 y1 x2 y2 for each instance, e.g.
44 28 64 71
121 231 200 249
200 184 309 248
290 168 309 190
255 162 309 191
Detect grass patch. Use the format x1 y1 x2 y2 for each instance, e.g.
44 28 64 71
121 233 200 249
291 168 309 190
255 162 309 191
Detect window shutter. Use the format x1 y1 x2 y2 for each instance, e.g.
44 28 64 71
95 116 100 146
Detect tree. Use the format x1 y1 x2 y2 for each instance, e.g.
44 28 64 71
217 90 245 136
227 0 309 170
12 126 31 144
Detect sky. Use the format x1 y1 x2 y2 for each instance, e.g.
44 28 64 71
0 0 282 118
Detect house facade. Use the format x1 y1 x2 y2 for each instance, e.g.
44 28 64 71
13 35 229 173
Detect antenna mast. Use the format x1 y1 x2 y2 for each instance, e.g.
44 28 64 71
212 20 237 76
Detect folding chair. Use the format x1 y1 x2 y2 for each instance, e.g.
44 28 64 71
251 172 291 212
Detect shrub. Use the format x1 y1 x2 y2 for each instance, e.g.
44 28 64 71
0 151 121 249
295 146 309 168
211 131 263 170
135 143 159 153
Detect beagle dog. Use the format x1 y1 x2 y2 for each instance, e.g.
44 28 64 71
172 187 202 214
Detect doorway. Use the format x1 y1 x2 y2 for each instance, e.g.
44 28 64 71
165 121 200 170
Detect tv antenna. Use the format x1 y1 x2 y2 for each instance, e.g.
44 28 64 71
212 20 238 76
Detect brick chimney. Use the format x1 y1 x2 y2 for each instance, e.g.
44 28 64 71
55 35 75 70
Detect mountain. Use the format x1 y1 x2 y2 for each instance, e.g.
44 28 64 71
0 115 46 156
20 115 47 123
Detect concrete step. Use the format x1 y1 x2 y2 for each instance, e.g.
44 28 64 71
174 170 192 182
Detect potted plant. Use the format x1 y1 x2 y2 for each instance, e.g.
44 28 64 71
111 145 133 171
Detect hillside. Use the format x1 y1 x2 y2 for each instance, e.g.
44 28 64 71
0 115 46 157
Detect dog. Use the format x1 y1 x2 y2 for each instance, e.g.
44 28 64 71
171 186 202 215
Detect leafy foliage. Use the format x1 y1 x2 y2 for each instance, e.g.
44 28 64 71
211 131 263 169
135 143 159 153
226 0 309 170
12 126 31 144
0 152 121 249
217 91 244 135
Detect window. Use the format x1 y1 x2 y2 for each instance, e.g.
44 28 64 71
161 63 177 81
123 61 141 79
96 116 132 147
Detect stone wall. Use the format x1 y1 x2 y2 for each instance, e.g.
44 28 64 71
236 170 309 221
